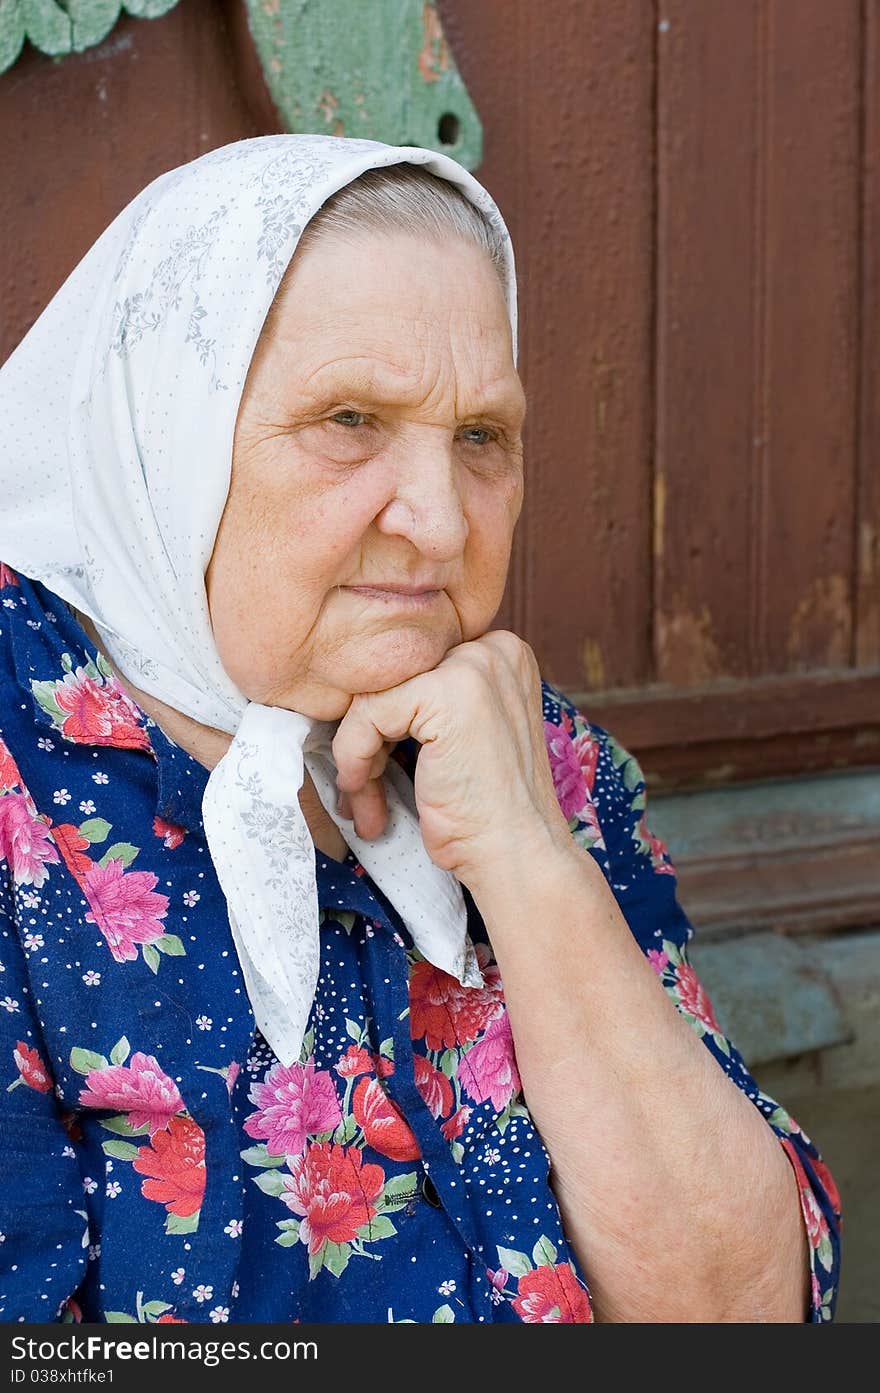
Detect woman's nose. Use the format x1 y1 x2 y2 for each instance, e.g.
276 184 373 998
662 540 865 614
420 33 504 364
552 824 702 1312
375 444 469 559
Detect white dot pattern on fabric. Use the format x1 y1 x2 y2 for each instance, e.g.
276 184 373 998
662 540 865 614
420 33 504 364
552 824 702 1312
0 134 513 1067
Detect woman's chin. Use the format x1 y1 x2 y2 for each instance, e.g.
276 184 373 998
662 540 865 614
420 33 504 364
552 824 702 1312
344 626 455 694
265 624 464 721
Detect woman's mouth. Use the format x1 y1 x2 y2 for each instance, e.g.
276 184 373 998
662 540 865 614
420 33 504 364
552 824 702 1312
343 586 443 608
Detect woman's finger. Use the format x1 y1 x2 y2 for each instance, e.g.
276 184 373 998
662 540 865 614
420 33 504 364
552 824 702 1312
333 684 427 794
346 776 388 840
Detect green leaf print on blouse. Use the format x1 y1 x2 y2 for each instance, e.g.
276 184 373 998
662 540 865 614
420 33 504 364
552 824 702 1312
103 1292 187 1325
72 1041 206 1235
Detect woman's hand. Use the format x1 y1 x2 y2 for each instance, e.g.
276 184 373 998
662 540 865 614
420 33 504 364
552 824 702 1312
331 630 571 888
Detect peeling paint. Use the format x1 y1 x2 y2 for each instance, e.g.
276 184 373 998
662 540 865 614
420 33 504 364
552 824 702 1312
418 3 450 84
317 87 345 135
657 602 724 684
242 0 481 168
653 471 666 560
580 638 606 690
0 0 179 73
786 574 850 667
857 519 879 659
859 520 878 584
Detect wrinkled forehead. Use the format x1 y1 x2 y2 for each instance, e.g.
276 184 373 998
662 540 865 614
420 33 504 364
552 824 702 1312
246 230 523 428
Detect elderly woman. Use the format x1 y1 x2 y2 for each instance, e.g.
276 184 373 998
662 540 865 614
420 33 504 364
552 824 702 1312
0 136 839 1325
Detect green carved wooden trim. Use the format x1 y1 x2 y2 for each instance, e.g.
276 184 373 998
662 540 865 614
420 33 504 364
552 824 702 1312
242 0 482 169
0 1 180 72
0 0 483 172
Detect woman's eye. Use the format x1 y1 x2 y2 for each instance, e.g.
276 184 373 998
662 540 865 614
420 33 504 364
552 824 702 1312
330 410 367 428
459 425 495 446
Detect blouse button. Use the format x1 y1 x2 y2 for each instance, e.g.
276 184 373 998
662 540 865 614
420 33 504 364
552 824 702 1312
421 1173 442 1208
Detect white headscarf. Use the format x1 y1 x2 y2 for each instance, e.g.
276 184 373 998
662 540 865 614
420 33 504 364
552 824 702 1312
0 135 518 1066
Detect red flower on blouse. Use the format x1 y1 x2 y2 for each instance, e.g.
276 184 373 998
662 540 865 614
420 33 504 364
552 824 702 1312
408 959 503 1051
281 1141 385 1255
0 734 22 791
372 1052 394 1078
440 1105 472 1142
152 816 186 850
13 1041 53 1093
334 1045 373 1079
352 1077 420 1161
132 1116 206 1217
811 1156 842 1221
51 824 93 883
512 1264 593 1323
413 1054 453 1120
52 668 150 751
673 962 722 1034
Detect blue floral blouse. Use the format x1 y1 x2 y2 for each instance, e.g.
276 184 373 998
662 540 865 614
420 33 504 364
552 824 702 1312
0 564 841 1324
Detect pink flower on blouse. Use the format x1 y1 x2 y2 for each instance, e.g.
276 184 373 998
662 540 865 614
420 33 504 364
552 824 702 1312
0 791 61 888
543 721 588 821
78 1053 184 1135
458 1012 521 1113
646 949 669 975
83 858 169 962
243 1058 342 1159
53 667 150 751
225 1061 241 1096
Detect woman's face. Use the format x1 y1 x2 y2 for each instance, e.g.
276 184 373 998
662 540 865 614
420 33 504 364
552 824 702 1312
206 229 526 721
